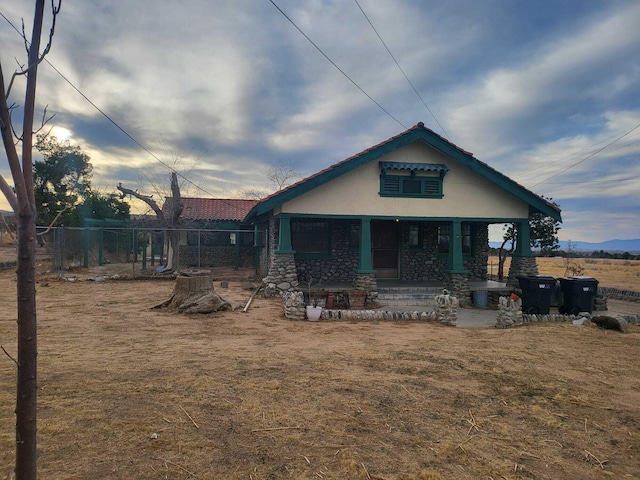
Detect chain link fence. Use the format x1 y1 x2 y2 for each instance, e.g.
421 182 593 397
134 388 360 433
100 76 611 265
36 226 262 276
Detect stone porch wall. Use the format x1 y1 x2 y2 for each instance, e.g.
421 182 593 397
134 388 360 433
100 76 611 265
295 220 359 283
400 222 489 282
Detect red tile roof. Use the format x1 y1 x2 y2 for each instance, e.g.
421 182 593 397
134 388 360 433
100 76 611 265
162 197 258 222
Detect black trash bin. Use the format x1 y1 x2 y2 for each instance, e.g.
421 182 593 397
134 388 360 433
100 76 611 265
558 277 599 315
517 275 556 314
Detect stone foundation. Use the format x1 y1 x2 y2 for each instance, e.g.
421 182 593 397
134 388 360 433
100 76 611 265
263 252 299 295
352 272 378 300
496 295 523 328
434 293 458 326
321 309 436 321
282 291 305 320
445 273 470 307
506 256 538 288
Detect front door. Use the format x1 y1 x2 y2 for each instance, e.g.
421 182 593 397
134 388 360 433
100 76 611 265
372 220 399 278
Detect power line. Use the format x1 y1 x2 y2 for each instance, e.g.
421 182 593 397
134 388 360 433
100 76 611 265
515 130 640 182
268 0 407 130
354 0 450 140
530 122 640 188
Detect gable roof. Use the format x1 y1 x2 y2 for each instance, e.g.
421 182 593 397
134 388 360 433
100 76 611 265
163 197 258 222
245 122 561 222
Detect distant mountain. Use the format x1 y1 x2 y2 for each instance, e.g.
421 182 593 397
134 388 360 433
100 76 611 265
557 239 640 253
489 239 640 253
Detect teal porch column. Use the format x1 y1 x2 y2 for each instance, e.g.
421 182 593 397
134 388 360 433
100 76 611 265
275 214 295 253
358 217 375 272
449 220 467 273
513 220 533 257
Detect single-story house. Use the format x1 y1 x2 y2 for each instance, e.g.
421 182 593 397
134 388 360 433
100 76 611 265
161 197 258 268
244 122 561 303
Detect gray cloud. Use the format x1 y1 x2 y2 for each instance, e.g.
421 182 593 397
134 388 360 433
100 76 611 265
1 0 639 242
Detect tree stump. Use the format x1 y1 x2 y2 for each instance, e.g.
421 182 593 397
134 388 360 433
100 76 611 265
153 271 234 314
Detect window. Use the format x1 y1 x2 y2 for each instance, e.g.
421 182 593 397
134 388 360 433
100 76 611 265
462 224 472 254
408 224 421 248
291 220 330 253
349 223 360 250
380 175 443 198
379 161 448 198
438 224 450 254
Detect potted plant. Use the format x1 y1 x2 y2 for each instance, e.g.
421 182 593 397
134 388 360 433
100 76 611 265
306 276 322 321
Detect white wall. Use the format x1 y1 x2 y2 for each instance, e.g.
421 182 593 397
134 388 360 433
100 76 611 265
280 142 529 219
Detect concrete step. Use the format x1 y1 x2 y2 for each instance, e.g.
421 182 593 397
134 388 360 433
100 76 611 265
377 286 441 307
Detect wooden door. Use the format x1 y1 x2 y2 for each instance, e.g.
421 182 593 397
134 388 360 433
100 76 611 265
372 220 399 278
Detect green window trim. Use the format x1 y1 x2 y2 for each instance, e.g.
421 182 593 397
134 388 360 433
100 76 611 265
408 223 423 249
291 219 331 254
379 162 447 199
437 223 475 256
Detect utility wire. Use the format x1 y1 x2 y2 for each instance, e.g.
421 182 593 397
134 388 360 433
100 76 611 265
354 0 450 140
530 122 640 188
516 130 640 182
268 0 407 130
0 9 250 214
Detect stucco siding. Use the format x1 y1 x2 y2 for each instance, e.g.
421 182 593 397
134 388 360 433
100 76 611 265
280 142 529 219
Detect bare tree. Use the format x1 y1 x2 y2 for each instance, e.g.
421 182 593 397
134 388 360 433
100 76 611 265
264 160 301 191
0 1 61 479
117 171 183 270
236 160 302 200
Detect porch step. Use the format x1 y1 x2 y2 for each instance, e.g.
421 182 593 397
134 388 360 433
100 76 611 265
376 286 442 307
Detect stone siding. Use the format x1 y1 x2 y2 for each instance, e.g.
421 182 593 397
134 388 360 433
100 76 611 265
506 256 538 288
399 223 448 282
263 252 299 294
295 220 359 283
464 223 489 280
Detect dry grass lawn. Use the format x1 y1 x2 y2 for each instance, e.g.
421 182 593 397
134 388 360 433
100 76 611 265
490 256 640 292
1 259 639 479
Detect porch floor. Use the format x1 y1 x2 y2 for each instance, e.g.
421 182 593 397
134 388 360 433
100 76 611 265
307 279 508 292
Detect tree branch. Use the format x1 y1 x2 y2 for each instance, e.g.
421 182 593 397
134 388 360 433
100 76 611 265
0 173 19 212
0 62 30 211
36 204 68 236
0 211 15 241
117 182 166 224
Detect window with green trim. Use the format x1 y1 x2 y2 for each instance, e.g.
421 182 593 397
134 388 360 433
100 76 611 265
380 174 443 198
408 223 422 248
462 223 473 254
349 223 360 251
291 220 330 253
437 224 450 254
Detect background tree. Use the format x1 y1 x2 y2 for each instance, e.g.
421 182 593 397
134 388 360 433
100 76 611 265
238 160 302 199
71 191 130 224
33 135 129 227
33 134 92 225
497 198 561 281
0 1 61 478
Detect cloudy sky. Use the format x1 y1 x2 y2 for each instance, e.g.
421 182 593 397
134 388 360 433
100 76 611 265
1 0 639 242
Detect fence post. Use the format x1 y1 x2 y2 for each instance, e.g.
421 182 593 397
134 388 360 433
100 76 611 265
142 232 147 271
83 228 89 268
234 229 240 270
198 229 201 269
98 229 104 266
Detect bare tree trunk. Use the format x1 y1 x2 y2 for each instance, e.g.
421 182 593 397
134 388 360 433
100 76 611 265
0 2 60 478
497 237 514 282
117 172 183 271
15 212 38 480
15 1 45 476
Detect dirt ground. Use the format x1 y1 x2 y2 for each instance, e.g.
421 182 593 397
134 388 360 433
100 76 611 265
1 259 639 479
